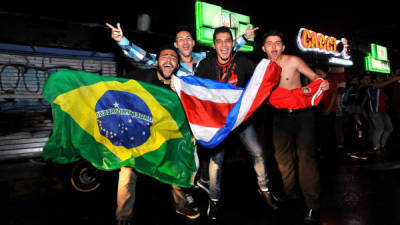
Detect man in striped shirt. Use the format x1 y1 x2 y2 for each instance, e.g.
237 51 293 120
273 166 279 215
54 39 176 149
362 74 400 153
106 23 258 77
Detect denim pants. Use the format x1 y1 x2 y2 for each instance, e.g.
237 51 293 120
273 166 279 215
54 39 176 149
116 167 137 221
115 167 186 221
209 124 269 201
272 109 320 209
369 112 393 149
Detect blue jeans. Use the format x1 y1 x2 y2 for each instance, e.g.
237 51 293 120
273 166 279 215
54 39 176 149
116 167 137 221
209 124 269 200
116 167 187 221
369 112 393 149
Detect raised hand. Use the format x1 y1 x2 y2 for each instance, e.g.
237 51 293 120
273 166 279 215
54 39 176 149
243 25 259 40
106 22 124 42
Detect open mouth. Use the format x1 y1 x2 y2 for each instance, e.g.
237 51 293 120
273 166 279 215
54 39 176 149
162 64 173 74
220 48 229 55
270 50 279 57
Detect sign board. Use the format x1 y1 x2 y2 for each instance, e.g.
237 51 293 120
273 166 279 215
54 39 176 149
195 1 254 52
365 43 390 73
296 28 352 66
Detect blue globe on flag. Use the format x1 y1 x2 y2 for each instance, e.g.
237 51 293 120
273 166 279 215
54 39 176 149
95 90 153 148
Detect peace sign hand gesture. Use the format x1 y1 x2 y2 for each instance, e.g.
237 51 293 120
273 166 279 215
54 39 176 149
106 22 124 42
243 25 259 40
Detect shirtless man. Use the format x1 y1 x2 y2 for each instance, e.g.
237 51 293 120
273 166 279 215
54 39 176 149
261 30 329 225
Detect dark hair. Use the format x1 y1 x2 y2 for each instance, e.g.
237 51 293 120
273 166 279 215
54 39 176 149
156 44 179 60
262 30 285 45
175 25 194 39
213 26 233 42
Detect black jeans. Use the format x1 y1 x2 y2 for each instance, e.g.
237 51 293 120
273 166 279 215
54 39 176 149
272 108 320 209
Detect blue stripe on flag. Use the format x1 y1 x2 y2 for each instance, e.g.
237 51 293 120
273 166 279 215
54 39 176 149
198 83 248 148
179 75 243 90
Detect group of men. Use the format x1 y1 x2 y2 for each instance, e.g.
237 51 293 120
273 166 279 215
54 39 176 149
106 22 329 225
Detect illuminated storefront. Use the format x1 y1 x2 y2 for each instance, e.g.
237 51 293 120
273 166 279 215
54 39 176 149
296 28 353 66
364 43 391 73
195 1 254 52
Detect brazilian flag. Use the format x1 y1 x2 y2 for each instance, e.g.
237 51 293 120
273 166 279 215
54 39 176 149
43 70 197 188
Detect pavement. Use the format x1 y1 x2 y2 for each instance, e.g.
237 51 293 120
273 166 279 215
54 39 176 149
2 146 400 225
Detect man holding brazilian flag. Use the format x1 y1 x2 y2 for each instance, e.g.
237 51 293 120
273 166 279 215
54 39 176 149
43 45 201 223
42 70 197 186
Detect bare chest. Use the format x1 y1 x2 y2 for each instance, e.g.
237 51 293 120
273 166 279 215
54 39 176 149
278 64 302 90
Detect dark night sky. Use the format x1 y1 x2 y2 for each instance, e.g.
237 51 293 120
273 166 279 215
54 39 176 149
1 0 399 61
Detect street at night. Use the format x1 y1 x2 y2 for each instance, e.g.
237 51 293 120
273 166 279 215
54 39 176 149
2 146 400 225
1 1 400 225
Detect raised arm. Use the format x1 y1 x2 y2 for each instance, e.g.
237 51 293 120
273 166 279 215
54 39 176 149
372 76 400 89
233 25 259 52
106 23 156 66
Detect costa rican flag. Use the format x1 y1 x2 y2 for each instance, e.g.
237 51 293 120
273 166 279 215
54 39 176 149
173 59 281 148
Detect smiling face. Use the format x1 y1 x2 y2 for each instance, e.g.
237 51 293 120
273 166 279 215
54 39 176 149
174 31 195 58
156 49 178 78
213 32 234 64
262 35 285 61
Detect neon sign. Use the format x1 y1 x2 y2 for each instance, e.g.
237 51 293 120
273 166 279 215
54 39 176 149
365 43 390 73
195 1 254 52
329 57 353 66
297 28 350 59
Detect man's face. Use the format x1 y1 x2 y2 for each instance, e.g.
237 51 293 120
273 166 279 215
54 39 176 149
376 75 384 82
362 75 371 85
262 35 285 61
157 49 178 77
174 31 195 58
213 32 234 63
351 77 359 85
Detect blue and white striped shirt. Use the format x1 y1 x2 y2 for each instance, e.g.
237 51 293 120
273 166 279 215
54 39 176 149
117 36 247 77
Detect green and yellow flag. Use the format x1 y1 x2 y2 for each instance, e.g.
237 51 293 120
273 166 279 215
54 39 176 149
43 70 197 187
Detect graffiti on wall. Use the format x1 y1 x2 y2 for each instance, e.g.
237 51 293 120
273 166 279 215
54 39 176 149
0 64 104 97
0 56 109 113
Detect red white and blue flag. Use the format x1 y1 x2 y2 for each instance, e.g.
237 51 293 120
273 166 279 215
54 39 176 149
173 59 281 148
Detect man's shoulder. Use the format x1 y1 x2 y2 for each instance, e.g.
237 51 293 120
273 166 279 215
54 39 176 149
233 53 255 64
233 52 249 59
197 53 216 66
282 54 302 62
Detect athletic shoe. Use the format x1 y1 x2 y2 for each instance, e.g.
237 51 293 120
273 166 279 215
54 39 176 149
175 189 200 219
258 188 279 210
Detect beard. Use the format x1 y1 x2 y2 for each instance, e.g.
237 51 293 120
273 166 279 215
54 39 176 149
217 53 232 63
220 55 231 61
157 66 173 80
